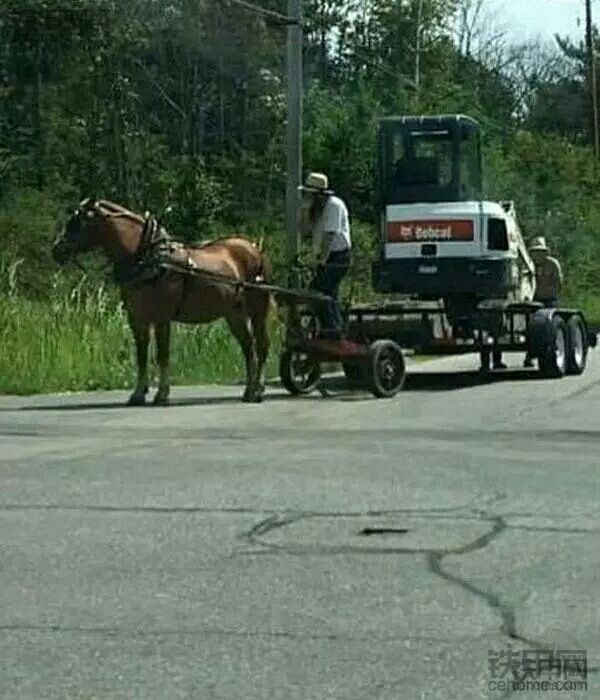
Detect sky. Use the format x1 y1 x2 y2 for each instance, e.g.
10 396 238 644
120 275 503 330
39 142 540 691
485 0 584 42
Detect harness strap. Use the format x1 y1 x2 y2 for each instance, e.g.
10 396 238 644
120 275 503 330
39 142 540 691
173 271 192 319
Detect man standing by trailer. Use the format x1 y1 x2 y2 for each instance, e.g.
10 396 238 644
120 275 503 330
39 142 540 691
299 172 352 339
524 236 564 367
529 237 563 307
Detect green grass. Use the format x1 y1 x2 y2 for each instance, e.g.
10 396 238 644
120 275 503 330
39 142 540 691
1 268 598 396
0 281 283 395
565 294 600 328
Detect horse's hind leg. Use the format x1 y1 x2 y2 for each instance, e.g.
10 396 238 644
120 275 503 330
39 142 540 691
251 299 271 398
226 314 261 403
154 322 171 406
128 320 150 406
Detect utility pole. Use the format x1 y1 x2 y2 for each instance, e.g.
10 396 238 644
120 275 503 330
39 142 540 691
414 0 424 106
585 0 600 159
286 0 303 284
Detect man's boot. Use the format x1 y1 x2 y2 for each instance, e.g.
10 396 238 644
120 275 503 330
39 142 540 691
493 350 507 370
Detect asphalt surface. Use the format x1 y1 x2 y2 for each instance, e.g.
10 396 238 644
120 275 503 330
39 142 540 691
1 352 599 700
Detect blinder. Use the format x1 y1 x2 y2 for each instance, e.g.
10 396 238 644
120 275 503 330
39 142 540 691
52 202 99 264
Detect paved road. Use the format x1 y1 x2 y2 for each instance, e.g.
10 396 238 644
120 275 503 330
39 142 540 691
1 352 598 700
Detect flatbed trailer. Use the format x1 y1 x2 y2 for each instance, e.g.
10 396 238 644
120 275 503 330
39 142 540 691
346 300 597 377
278 295 597 398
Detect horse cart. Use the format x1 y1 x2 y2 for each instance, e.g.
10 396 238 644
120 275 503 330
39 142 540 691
275 286 406 399
153 256 407 399
156 254 407 399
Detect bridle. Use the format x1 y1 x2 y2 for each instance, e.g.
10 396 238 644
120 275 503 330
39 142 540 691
55 199 175 286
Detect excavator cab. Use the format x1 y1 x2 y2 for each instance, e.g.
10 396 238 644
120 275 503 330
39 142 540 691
378 115 483 207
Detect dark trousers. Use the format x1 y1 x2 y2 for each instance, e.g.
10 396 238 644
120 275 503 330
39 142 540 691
309 250 351 336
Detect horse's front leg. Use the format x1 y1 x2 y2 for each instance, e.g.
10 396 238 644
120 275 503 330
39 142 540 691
154 322 171 406
128 321 150 406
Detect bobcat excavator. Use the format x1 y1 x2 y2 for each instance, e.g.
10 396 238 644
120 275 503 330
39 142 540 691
373 115 535 312
346 114 595 377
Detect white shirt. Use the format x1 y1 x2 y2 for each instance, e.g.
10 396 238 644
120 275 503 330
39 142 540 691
312 196 351 255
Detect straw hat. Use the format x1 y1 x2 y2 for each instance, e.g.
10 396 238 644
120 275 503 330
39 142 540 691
529 236 549 252
299 172 334 195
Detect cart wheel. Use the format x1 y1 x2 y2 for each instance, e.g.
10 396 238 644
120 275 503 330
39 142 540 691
342 362 367 388
538 316 567 379
279 350 321 396
367 340 406 398
566 315 588 375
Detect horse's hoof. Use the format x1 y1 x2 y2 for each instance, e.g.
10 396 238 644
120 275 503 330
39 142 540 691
153 394 170 407
127 394 146 407
242 392 263 404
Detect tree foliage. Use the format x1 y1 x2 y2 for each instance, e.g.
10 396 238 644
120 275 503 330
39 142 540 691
0 0 598 303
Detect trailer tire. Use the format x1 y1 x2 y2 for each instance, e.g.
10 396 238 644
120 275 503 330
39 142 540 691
566 315 588 375
367 340 406 398
279 350 321 396
538 316 567 379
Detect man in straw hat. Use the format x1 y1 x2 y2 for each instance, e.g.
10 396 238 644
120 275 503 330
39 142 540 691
529 237 563 306
523 236 564 367
299 172 352 338
487 236 563 371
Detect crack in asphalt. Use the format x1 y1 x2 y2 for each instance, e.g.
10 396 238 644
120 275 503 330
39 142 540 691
0 493 506 518
506 524 600 535
3 425 600 444
0 623 497 645
242 505 600 699
1 497 597 697
0 503 274 516
425 515 530 642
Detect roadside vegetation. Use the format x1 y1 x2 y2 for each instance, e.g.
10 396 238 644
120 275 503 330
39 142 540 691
1 1 599 394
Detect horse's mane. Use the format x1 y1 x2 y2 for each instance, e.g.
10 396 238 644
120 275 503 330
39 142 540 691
97 199 145 224
81 198 254 249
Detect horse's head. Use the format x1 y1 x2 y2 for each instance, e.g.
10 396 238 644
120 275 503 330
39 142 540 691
52 198 104 265
53 198 146 266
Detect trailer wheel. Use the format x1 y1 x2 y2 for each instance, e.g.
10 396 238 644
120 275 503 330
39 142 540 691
538 316 567 379
367 340 406 398
566 315 588 375
279 350 320 395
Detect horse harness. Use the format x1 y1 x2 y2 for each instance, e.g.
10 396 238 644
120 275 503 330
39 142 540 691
113 217 175 286
113 216 246 315
109 214 331 312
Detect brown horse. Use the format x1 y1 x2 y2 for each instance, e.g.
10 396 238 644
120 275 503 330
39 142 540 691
52 199 272 405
